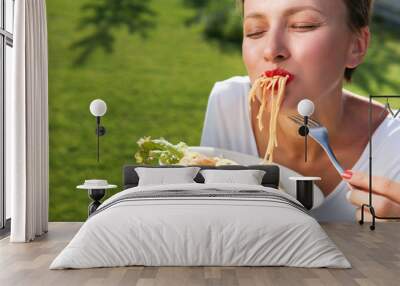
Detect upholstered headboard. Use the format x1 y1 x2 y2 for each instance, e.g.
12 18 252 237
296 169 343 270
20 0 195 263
122 164 280 190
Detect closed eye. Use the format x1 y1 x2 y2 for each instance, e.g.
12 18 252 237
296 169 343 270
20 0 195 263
290 23 321 31
246 31 266 39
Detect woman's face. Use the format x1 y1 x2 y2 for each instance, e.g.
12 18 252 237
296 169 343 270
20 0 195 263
242 0 366 109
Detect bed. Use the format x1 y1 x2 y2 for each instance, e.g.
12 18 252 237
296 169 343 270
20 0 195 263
50 164 350 269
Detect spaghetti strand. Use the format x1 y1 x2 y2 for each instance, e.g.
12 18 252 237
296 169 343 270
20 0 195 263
248 74 289 163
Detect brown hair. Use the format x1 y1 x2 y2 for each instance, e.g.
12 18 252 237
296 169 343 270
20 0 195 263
238 0 374 81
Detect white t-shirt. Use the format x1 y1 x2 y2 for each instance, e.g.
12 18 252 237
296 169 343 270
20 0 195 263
200 76 400 222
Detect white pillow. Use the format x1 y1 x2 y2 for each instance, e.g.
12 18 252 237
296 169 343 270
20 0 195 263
135 167 201 186
200 169 266 185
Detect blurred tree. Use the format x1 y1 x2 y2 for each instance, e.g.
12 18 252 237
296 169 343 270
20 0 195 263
71 0 156 65
183 0 243 50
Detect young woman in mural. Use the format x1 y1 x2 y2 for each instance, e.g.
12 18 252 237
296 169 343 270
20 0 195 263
201 0 400 222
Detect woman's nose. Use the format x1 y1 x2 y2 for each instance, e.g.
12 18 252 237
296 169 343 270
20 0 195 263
262 29 290 63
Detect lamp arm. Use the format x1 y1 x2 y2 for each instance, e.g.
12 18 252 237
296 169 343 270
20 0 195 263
94 116 106 162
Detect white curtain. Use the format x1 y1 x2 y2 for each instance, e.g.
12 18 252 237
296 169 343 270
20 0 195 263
7 0 49 242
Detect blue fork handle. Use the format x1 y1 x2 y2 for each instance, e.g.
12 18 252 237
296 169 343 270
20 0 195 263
309 133 345 175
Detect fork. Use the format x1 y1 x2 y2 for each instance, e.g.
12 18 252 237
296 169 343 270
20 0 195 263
287 114 345 175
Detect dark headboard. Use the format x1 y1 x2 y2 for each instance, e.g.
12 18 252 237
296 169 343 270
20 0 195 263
123 164 280 190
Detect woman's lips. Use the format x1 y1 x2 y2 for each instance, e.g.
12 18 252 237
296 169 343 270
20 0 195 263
263 69 294 84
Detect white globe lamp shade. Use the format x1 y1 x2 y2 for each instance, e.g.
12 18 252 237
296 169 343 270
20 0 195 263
297 99 315 117
90 99 107 117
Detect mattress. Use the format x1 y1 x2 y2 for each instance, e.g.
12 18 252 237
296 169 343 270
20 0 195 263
50 183 350 269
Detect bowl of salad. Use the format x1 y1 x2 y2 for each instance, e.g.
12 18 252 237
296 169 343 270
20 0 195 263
134 137 264 166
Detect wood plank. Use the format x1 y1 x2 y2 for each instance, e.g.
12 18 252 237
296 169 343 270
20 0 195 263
0 222 399 286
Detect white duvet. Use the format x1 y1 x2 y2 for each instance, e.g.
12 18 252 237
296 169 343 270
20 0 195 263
50 183 350 269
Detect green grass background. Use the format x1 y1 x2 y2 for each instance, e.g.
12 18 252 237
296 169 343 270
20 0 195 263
48 0 400 221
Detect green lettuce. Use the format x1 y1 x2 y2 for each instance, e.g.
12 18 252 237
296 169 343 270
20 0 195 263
134 136 188 165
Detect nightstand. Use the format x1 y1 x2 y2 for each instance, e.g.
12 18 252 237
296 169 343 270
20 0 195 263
77 180 117 216
289 176 321 210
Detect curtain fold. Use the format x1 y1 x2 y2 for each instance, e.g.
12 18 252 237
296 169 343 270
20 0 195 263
8 0 49 242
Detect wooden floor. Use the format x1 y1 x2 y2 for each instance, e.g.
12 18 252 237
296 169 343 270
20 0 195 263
0 223 399 286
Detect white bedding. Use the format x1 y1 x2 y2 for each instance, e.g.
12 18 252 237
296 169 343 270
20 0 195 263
50 183 350 269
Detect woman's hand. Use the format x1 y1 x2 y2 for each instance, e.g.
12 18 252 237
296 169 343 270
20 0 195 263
341 170 400 221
